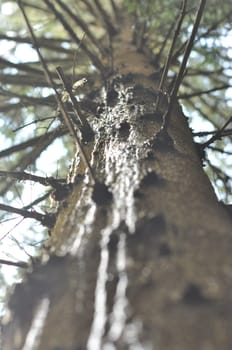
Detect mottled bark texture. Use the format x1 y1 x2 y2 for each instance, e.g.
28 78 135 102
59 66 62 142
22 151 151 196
2 23 232 350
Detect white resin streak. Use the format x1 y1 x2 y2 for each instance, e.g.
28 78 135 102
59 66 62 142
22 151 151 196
70 204 97 256
22 297 50 350
107 232 128 342
87 227 112 350
88 135 145 349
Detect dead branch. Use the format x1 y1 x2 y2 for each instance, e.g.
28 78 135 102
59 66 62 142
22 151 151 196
0 170 66 188
156 0 187 111
193 128 232 138
178 84 231 99
56 66 93 137
162 0 207 130
0 203 56 228
56 0 105 56
93 0 117 36
202 116 232 148
18 1 96 184
22 192 51 210
0 258 28 269
0 127 64 158
43 0 105 73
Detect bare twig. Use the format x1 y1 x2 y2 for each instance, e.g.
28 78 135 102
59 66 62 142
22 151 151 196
56 0 105 55
193 128 232 138
172 0 207 97
56 65 94 141
0 258 28 269
18 1 96 183
162 0 207 129
0 132 65 197
110 0 119 23
202 116 232 148
43 0 105 72
93 0 117 36
0 127 64 158
156 20 176 63
208 146 232 155
0 170 66 187
156 0 187 111
178 84 230 99
22 192 51 210
0 203 56 228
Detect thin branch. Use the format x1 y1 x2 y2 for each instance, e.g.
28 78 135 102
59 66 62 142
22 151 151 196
202 116 232 148
0 132 63 197
0 170 66 187
156 0 187 111
56 67 96 182
156 20 176 63
193 128 232 137
22 192 51 210
187 67 224 77
80 0 99 18
171 0 207 97
0 203 56 228
56 66 94 141
0 127 64 158
196 11 232 41
208 145 232 155
162 0 207 129
110 0 119 23
56 0 105 55
0 33 72 53
0 57 43 75
13 116 55 132
178 84 230 99
0 258 28 269
43 0 105 72
0 73 50 87
18 1 96 184
93 0 117 36
0 217 25 243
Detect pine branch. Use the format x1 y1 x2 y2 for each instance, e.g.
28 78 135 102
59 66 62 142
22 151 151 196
0 170 66 187
193 128 232 137
18 1 95 184
56 66 96 183
43 0 105 73
162 0 207 130
56 66 94 141
56 0 105 56
0 127 64 158
178 84 230 99
0 57 43 75
208 146 232 155
156 19 176 63
0 203 56 228
156 0 187 111
170 0 207 98
110 0 119 23
0 131 63 197
202 116 232 148
0 258 28 269
93 0 117 36
22 192 51 210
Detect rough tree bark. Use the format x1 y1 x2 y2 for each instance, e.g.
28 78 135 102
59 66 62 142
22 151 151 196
2 16 232 350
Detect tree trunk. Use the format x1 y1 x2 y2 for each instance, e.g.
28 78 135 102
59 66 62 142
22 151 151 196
2 21 232 350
